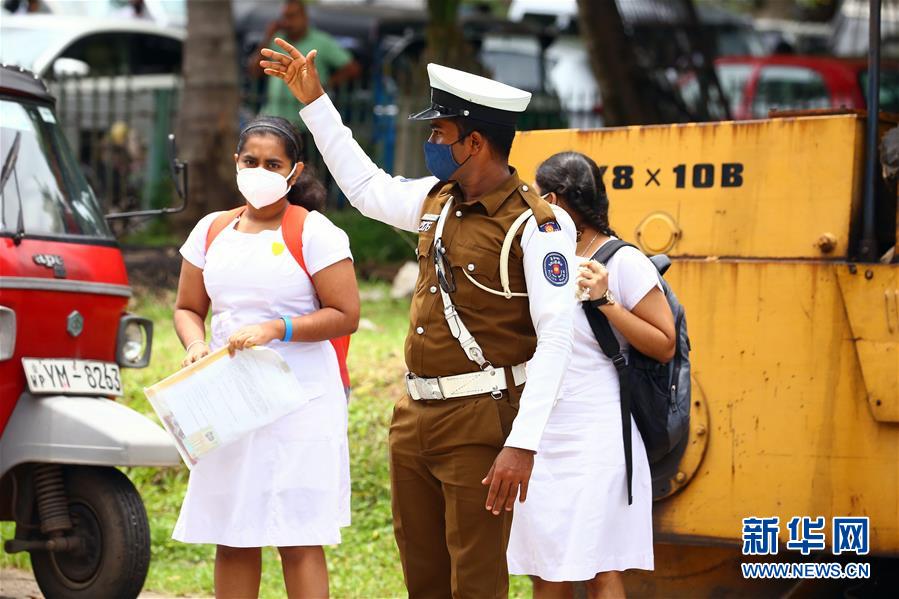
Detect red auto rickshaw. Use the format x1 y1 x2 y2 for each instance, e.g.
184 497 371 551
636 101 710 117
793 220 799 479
0 64 184 598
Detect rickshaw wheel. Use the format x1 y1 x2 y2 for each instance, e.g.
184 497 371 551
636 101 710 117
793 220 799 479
30 466 150 599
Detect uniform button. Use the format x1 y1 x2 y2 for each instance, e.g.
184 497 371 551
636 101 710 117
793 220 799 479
467 263 475 271
416 326 425 335
522 184 529 192
455 210 462 217
429 285 437 294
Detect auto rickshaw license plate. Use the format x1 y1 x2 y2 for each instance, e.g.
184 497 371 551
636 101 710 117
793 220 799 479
21 358 123 397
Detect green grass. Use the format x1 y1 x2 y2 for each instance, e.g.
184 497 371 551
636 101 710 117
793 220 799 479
1 282 531 598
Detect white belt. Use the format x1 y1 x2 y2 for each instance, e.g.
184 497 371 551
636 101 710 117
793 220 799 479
406 363 528 401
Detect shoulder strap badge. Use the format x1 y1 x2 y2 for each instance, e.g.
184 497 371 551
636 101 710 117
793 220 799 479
538 220 561 233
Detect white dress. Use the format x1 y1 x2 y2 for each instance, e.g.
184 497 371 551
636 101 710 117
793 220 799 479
172 210 352 548
507 240 657 581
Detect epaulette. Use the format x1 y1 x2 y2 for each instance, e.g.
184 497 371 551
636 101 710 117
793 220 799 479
518 184 560 232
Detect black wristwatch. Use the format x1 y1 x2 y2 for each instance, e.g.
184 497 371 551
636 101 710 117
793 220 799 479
588 289 616 309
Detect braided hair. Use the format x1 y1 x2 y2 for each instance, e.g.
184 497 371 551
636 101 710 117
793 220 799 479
237 116 327 212
535 151 616 237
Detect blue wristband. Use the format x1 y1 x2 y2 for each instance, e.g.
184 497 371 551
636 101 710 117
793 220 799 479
281 316 293 342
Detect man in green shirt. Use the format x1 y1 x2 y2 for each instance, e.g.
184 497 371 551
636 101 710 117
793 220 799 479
248 0 361 123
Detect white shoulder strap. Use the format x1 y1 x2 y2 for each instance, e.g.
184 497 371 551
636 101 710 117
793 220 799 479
459 208 532 299
434 197 492 370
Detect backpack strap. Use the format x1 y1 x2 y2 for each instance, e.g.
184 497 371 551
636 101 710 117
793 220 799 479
204 207 246 253
592 239 635 265
281 204 309 271
583 241 637 505
281 205 352 390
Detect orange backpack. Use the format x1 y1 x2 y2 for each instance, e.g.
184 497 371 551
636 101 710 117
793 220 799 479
204 205 351 389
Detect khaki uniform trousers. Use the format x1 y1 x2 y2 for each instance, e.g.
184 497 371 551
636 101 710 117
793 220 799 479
389 390 520 599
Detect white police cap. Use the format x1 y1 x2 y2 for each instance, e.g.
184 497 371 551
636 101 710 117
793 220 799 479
408 63 532 127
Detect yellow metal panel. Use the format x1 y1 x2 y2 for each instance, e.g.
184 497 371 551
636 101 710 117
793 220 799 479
650 260 899 554
836 264 899 422
511 116 865 259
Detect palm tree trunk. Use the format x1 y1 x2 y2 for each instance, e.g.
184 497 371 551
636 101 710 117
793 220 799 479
576 0 663 126
175 0 240 232
424 0 480 70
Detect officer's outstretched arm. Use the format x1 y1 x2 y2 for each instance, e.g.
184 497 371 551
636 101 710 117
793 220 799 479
504 206 578 452
301 95 437 231
262 39 437 232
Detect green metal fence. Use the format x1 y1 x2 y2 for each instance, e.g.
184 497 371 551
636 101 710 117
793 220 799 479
51 74 570 213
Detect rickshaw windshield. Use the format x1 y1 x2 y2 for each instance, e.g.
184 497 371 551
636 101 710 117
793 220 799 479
0 98 112 239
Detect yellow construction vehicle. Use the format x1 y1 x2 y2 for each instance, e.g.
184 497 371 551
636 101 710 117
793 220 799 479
510 11 898 596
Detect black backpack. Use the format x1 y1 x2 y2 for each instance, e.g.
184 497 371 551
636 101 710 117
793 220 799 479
583 240 691 504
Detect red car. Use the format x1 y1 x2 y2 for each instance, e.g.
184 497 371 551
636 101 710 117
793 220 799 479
683 55 899 120
0 65 180 598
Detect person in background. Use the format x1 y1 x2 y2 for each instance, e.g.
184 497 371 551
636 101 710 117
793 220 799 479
111 0 152 21
172 115 359 598
248 0 361 124
3 0 41 14
507 152 675 599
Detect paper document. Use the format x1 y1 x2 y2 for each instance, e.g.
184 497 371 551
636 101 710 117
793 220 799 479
144 346 321 468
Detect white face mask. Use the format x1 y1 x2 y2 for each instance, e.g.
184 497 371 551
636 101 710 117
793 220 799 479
235 163 297 209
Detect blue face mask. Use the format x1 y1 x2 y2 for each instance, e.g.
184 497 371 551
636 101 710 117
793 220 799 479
423 135 471 181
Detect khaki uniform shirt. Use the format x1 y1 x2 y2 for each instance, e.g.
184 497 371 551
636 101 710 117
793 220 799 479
408 177 556 376
301 95 577 450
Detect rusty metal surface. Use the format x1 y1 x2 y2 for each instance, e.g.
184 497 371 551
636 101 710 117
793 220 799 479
836 264 899 422
651 259 898 554
767 108 899 123
511 115 865 260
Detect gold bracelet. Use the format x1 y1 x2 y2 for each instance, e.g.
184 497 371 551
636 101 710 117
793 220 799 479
184 339 206 353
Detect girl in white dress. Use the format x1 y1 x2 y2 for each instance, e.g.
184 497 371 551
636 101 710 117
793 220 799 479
172 116 359 598
507 152 675 599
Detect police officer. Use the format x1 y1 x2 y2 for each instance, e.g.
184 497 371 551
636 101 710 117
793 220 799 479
261 39 577 598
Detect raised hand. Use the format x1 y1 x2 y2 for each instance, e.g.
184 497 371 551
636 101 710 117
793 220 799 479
260 38 325 105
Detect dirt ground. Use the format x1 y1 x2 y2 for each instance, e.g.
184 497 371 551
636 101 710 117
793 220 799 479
0 569 39 599
0 567 205 599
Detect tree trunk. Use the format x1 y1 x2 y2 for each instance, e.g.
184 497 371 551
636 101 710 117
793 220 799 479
753 0 797 19
393 0 482 178
576 0 663 126
174 0 240 232
424 0 481 71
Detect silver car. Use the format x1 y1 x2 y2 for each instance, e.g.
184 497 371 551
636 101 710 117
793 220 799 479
1 15 184 211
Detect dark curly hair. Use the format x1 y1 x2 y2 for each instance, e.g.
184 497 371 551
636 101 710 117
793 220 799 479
236 116 327 212
535 151 616 237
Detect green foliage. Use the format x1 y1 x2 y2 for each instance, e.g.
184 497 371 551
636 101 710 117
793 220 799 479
120 216 183 248
119 208 415 267
1 284 531 598
327 209 417 265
